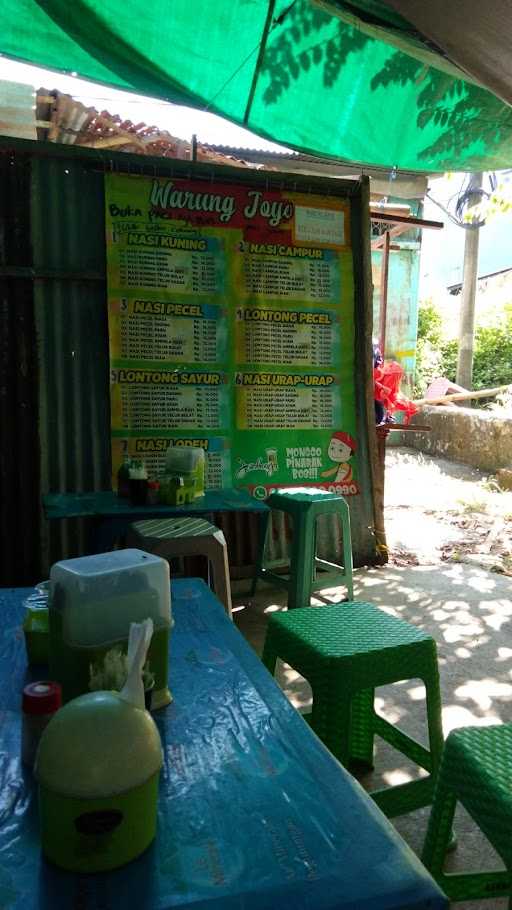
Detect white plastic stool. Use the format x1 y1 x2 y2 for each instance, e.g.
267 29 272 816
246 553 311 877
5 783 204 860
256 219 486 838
129 517 232 618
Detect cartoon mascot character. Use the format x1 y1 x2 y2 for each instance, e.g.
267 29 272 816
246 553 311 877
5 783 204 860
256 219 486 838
321 431 356 483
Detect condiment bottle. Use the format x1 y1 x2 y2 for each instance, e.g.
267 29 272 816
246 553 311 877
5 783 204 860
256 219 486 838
22 681 62 768
117 454 132 497
129 461 148 505
147 479 160 505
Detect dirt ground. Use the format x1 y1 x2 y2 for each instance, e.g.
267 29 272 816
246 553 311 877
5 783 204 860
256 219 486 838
385 446 512 574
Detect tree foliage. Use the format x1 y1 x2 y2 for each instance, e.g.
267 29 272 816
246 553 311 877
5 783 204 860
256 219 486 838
414 300 512 398
464 178 512 224
259 0 512 167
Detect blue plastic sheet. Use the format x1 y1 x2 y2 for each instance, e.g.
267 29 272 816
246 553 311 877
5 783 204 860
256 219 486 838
0 580 447 909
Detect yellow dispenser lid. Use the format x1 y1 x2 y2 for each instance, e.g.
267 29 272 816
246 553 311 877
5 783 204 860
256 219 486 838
35 691 163 799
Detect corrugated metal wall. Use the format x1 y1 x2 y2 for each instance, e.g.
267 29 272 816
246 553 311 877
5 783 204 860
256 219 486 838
2 140 379 582
0 151 41 585
30 155 264 576
32 157 111 573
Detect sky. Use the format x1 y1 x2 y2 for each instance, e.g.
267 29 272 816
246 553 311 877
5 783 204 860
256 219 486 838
420 173 512 301
0 55 288 152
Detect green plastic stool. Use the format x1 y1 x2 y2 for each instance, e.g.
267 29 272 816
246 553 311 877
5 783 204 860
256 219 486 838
262 601 444 818
252 488 353 608
422 724 512 905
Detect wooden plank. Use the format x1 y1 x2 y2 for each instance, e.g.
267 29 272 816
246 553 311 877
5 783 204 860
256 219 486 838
414 384 510 406
86 135 144 149
370 211 443 229
371 239 400 250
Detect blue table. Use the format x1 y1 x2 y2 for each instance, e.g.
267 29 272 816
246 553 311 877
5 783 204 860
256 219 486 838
43 488 269 555
0 581 447 910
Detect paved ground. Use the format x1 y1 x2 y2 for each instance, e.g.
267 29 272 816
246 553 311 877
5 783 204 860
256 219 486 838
385 447 512 572
232 448 512 909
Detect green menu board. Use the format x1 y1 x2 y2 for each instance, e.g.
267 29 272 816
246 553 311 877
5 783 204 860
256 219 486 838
105 172 359 499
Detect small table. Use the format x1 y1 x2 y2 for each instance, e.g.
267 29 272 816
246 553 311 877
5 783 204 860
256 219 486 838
43 488 269 554
0 580 447 910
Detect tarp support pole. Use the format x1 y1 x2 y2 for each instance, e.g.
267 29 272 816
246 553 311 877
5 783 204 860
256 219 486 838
379 230 390 356
243 0 277 126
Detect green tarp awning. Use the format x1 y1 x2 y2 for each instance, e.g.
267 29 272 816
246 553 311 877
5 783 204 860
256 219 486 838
1 0 512 172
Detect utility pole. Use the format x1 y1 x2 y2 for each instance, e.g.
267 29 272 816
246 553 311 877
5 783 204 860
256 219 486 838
456 172 483 388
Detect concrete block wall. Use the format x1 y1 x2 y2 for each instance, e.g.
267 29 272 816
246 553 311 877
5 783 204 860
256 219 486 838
405 405 512 472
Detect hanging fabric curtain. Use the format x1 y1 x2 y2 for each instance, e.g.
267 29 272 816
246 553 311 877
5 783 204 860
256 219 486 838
1 0 512 172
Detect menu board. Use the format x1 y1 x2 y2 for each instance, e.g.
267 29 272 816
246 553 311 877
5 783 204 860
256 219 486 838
105 174 359 498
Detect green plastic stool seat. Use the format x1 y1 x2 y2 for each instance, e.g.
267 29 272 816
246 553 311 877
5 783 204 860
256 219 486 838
252 488 353 608
422 724 512 905
262 601 444 818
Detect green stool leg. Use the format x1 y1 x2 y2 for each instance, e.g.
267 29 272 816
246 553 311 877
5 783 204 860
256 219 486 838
340 504 354 601
311 684 353 765
421 727 512 903
288 512 316 609
423 780 510 902
250 510 270 597
371 662 444 818
312 499 353 602
261 634 279 677
424 664 445 776
349 688 375 770
422 778 457 877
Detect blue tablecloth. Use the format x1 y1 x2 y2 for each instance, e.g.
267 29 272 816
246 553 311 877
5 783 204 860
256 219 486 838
43 489 269 520
42 489 269 553
0 580 447 910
